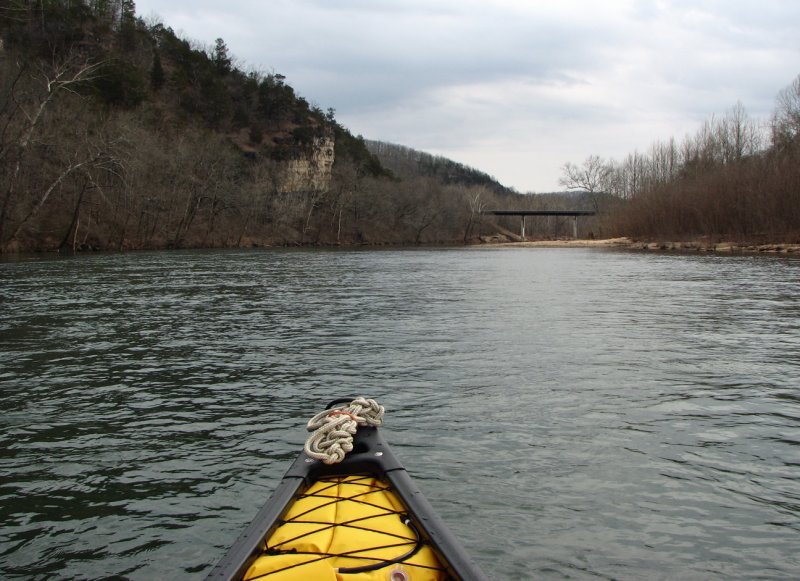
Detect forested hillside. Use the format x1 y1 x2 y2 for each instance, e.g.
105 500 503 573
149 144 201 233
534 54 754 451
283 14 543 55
365 140 608 239
0 1 519 251
364 140 516 196
4 2 795 252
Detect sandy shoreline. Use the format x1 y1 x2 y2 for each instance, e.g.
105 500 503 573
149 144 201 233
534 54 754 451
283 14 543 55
488 237 800 254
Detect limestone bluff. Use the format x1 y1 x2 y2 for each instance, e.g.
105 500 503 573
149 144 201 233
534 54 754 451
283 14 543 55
276 134 335 194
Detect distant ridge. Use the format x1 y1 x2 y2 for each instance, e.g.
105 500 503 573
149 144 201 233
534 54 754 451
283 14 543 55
364 140 517 196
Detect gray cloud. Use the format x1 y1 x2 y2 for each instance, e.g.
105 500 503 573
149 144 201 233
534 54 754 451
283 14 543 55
135 0 800 192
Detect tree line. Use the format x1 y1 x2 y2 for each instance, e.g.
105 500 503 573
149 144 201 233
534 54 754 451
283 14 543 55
4 2 796 253
560 77 800 242
0 0 525 252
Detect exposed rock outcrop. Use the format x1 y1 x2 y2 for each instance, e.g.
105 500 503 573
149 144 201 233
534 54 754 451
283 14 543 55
276 135 335 193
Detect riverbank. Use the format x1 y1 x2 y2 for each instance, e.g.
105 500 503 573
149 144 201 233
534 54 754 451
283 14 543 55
492 237 800 254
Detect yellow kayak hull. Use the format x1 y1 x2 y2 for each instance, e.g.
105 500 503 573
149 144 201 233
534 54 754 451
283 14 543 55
244 475 446 580
206 419 486 580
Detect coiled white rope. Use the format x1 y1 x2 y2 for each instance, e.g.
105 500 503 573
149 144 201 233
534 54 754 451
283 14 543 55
304 397 385 464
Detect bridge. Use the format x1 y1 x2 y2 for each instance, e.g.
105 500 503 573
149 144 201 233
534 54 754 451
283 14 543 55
486 210 596 240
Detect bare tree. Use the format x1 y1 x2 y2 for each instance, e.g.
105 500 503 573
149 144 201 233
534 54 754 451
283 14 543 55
327 158 363 244
559 155 613 213
1 53 108 247
772 74 800 150
462 186 488 243
559 155 611 193
717 102 764 163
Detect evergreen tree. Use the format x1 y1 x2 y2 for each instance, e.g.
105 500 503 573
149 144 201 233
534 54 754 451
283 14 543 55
150 50 165 91
119 0 136 51
212 37 231 74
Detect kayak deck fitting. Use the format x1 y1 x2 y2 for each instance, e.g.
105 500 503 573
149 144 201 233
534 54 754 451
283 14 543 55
205 398 487 580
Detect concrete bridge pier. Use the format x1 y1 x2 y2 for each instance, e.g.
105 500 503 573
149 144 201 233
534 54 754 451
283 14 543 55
487 210 596 241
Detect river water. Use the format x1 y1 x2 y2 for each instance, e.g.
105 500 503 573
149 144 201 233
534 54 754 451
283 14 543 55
1 247 799 580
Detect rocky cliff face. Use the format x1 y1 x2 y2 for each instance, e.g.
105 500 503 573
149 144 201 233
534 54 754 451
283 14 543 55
277 135 335 193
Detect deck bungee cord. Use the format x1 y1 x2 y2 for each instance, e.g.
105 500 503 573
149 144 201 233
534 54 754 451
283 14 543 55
205 397 488 581
247 474 441 579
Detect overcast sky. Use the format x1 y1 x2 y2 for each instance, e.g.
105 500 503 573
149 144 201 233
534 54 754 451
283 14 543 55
134 0 800 193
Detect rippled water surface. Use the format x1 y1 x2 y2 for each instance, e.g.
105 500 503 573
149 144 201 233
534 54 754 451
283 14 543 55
1 248 799 580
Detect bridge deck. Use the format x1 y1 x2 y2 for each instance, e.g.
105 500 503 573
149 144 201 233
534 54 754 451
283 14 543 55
487 210 595 216
486 210 595 239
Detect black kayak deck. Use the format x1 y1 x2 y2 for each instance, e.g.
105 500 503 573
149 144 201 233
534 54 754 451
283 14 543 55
204 426 487 581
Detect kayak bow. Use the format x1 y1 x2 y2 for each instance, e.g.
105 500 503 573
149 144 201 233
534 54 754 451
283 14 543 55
205 399 487 581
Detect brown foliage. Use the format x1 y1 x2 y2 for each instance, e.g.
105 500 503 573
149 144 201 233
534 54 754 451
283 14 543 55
0 7 519 252
579 76 800 243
